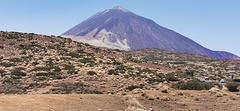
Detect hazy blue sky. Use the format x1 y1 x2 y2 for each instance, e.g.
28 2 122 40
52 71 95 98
0 0 239 56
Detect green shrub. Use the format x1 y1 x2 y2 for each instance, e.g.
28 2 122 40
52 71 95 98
126 84 144 91
233 79 240 82
142 68 154 73
51 82 103 94
194 97 199 101
162 89 168 93
113 61 122 65
9 58 22 62
115 65 127 73
0 46 4 49
87 71 97 75
68 52 80 58
31 67 51 71
226 82 239 92
172 79 214 90
166 73 179 81
64 64 75 70
15 67 25 71
0 62 15 67
147 95 155 100
11 70 26 76
108 69 118 75
54 66 62 72
79 58 94 64
36 72 56 76
32 61 39 65
147 78 164 84
77 49 85 53
0 69 6 74
67 70 78 74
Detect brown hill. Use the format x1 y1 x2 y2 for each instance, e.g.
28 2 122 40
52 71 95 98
0 31 175 94
0 31 240 95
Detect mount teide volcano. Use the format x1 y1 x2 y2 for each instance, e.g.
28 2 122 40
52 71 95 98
62 5 240 60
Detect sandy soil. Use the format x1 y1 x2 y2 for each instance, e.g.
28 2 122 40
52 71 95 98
0 94 125 111
138 90 240 111
0 90 240 111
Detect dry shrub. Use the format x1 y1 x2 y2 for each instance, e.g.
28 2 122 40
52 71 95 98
123 95 145 111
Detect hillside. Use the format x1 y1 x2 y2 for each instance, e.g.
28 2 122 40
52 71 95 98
62 5 240 60
1 31 240 110
0 31 240 95
0 31 176 94
128 48 240 80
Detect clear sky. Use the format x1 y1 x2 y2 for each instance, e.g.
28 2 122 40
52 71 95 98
0 0 239 56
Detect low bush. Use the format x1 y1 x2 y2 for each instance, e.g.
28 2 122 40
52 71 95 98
115 65 127 73
31 67 50 71
0 46 4 49
79 58 94 64
87 71 97 75
166 73 179 81
226 82 239 92
108 69 118 75
147 78 164 84
0 69 6 74
54 66 62 72
9 58 22 62
11 69 26 76
172 79 214 90
68 52 80 58
113 61 122 65
36 72 56 76
64 64 75 70
67 70 78 74
233 79 240 82
0 62 15 67
126 84 144 91
50 82 103 94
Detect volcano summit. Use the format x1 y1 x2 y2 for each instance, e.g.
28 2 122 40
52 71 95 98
62 5 240 60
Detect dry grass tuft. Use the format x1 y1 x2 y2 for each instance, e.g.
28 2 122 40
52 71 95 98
123 95 146 111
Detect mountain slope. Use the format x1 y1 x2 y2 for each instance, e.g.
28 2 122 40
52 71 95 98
0 31 177 94
62 5 240 60
0 31 239 95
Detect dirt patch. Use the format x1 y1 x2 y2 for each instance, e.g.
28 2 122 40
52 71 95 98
1 90 240 111
0 94 125 111
137 90 240 111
